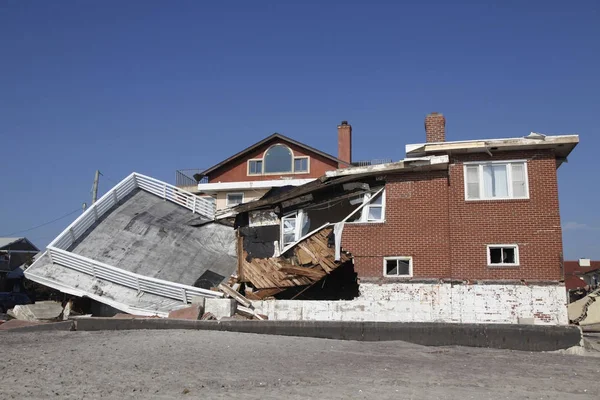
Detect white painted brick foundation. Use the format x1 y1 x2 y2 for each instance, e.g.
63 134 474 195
252 283 569 325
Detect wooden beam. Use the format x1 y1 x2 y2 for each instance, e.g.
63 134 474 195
279 266 326 280
218 283 252 308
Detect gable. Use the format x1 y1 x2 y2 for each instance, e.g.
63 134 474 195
201 134 344 179
205 135 342 182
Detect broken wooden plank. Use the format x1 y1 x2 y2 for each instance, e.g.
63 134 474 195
279 266 326 280
218 283 252 308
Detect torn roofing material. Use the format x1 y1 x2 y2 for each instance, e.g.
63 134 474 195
405 134 579 166
25 173 230 316
231 155 449 214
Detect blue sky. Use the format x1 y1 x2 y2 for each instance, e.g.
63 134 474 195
1 1 598 258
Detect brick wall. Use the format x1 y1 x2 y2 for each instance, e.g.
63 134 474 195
209 140 339 183
342 170 451 278
341 149 564 282
448 149 563 281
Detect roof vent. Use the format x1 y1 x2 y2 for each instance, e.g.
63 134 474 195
579 258 591 267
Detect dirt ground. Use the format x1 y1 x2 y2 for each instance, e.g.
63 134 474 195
0 330 598 399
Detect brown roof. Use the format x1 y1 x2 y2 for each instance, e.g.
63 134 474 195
564 261 600 276
200 133 348 177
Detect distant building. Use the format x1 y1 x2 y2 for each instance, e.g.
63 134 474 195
0 237 39 291
175 122 355 212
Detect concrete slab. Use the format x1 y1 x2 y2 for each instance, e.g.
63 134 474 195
205 298 236 319
10 301 63 321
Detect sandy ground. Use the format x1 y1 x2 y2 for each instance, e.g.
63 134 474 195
0 330 598 399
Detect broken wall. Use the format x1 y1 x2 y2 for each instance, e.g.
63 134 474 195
252 283 569 325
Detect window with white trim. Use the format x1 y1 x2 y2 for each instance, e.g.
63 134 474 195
281 210 310 249
349 189 386 223
464 161 528 200
384 256 413 277
247 145 311 176
487 244 519 267
294 157 309 173
248 159 263 175
226 193 244 207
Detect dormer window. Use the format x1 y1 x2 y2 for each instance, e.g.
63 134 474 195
247 144 310 176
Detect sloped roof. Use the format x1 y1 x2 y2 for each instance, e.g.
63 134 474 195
564 260 600 275
0 237 38 251
0 238 23 248
200 133 348 177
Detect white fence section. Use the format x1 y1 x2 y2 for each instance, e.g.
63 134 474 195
39 172 221 304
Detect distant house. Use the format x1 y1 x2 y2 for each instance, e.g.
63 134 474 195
0 237 39 291
175 122 356 212
564 259 600 291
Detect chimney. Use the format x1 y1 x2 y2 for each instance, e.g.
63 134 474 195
337 120 352 168
425 112 446 143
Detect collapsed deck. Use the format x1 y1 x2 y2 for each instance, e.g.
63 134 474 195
25 173 236 316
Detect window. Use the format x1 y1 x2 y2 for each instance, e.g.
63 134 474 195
384 257 413 277
281 210 310 249
264 144 293 173
294 157 309 173
350 189 386 223
487 244 519 267
248 159 263 175
226 193 244 207
464 161 528 200
247 145 311 176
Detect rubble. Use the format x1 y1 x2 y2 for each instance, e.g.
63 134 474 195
8 301 64 322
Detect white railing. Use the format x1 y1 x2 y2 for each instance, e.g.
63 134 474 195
45 247 221 302
40 172 221 304
49 172 215 250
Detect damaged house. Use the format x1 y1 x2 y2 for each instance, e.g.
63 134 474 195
230 113 579 325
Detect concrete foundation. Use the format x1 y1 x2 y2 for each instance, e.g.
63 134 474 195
204 298 236 319
252 283 569 325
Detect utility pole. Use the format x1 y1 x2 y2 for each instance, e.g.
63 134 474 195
92 170 100 204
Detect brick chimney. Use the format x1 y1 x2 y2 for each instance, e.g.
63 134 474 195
337 120 352 168
425 112 446 143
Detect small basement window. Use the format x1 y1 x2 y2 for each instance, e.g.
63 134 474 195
383 257 412 277
487 244 519 266
226 193 244 207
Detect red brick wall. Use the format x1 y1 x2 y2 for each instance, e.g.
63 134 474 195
448 150 563 281
208 140 339 183
342 171 451 279
341 149 563 282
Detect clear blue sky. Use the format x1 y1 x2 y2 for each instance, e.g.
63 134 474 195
1 1 598 259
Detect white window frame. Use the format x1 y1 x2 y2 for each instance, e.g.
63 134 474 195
280 210 306 250
486 244 520 267
226 192 244 207
247 159 263 176
383 256 413 277
463 160 529 201
293 156 310 174
246 147 311 176
350 189 386 223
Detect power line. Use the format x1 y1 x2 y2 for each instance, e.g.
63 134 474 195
1 208 81 237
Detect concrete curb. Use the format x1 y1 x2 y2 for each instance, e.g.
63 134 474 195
72 318 582 352
0 321 75 333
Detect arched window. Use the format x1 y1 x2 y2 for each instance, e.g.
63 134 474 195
263 144 293 173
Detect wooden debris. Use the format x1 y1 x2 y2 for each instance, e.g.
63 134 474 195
218 283 252 308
